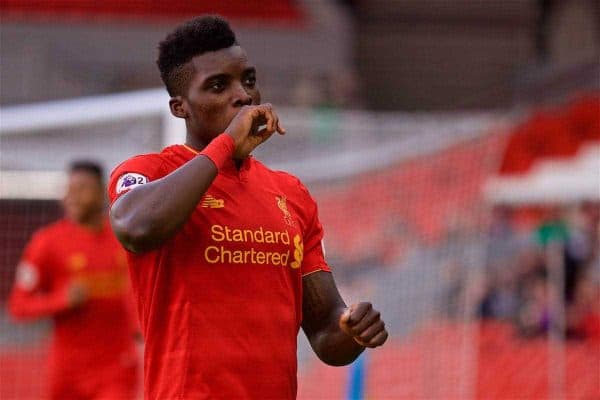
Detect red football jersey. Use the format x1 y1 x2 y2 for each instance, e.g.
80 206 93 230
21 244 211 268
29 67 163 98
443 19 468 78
109 144 331 399
8 219 139 399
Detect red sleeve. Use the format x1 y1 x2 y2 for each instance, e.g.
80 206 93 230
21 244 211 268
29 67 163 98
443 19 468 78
7 230 70 320
297 182 332 277
108 154 166 205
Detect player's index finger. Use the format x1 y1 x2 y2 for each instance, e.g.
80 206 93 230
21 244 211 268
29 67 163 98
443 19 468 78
264 108 275 132
255 104 285 134
255 103 272 114
252 105 272 121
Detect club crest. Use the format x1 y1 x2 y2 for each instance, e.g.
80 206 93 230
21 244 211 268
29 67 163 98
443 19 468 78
276 195 295 226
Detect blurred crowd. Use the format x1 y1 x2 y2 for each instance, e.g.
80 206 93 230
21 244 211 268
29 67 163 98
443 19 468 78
478 202 600 341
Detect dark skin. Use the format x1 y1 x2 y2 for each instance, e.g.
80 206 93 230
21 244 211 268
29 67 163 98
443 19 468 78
110 45 387 366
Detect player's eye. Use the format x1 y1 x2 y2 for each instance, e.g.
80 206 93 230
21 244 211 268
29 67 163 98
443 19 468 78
244 76 256 88
209 81 226 92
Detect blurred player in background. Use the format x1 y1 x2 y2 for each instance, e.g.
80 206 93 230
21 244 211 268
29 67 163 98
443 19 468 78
8 161 139 400
109 15 388 399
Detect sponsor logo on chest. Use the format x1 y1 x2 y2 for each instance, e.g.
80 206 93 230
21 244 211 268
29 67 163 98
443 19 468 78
203 224 303 269
201 194 302 269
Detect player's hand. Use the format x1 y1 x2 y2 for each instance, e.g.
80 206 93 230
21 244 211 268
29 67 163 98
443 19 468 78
66 281 88 308
224 103 286 159
339 302 388 348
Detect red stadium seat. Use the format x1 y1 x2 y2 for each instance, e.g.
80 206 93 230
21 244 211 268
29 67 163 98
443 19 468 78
500 93 600 175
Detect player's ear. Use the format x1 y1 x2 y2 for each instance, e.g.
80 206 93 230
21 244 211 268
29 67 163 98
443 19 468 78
169 96 188 119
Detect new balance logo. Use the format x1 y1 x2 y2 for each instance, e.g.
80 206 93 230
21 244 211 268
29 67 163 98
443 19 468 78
201 194 224 209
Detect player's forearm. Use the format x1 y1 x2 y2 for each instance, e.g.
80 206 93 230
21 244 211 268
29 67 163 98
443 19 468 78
308 315 365 366
302 272 387 366
110 155 218 252
301 272 365 365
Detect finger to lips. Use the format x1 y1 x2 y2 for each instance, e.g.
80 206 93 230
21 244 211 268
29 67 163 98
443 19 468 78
249 109 267 136
259 110 274 135
262 103 282 135
271 112 279 134
247 109 260 133
268 106 280 134
260 103 272 116
268 110 277 133
274 111 285 134
258 103 285 135
249 106 262 121
259 108 271 133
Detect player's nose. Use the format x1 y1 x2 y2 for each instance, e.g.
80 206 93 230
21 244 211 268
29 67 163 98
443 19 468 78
232 84 252 107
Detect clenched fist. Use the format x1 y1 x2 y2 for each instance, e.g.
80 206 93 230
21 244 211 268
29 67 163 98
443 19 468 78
339 302 388 348
224 103 285 159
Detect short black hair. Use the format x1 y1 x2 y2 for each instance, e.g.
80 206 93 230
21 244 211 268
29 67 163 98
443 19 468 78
157 15 238 96
69 160 104 185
